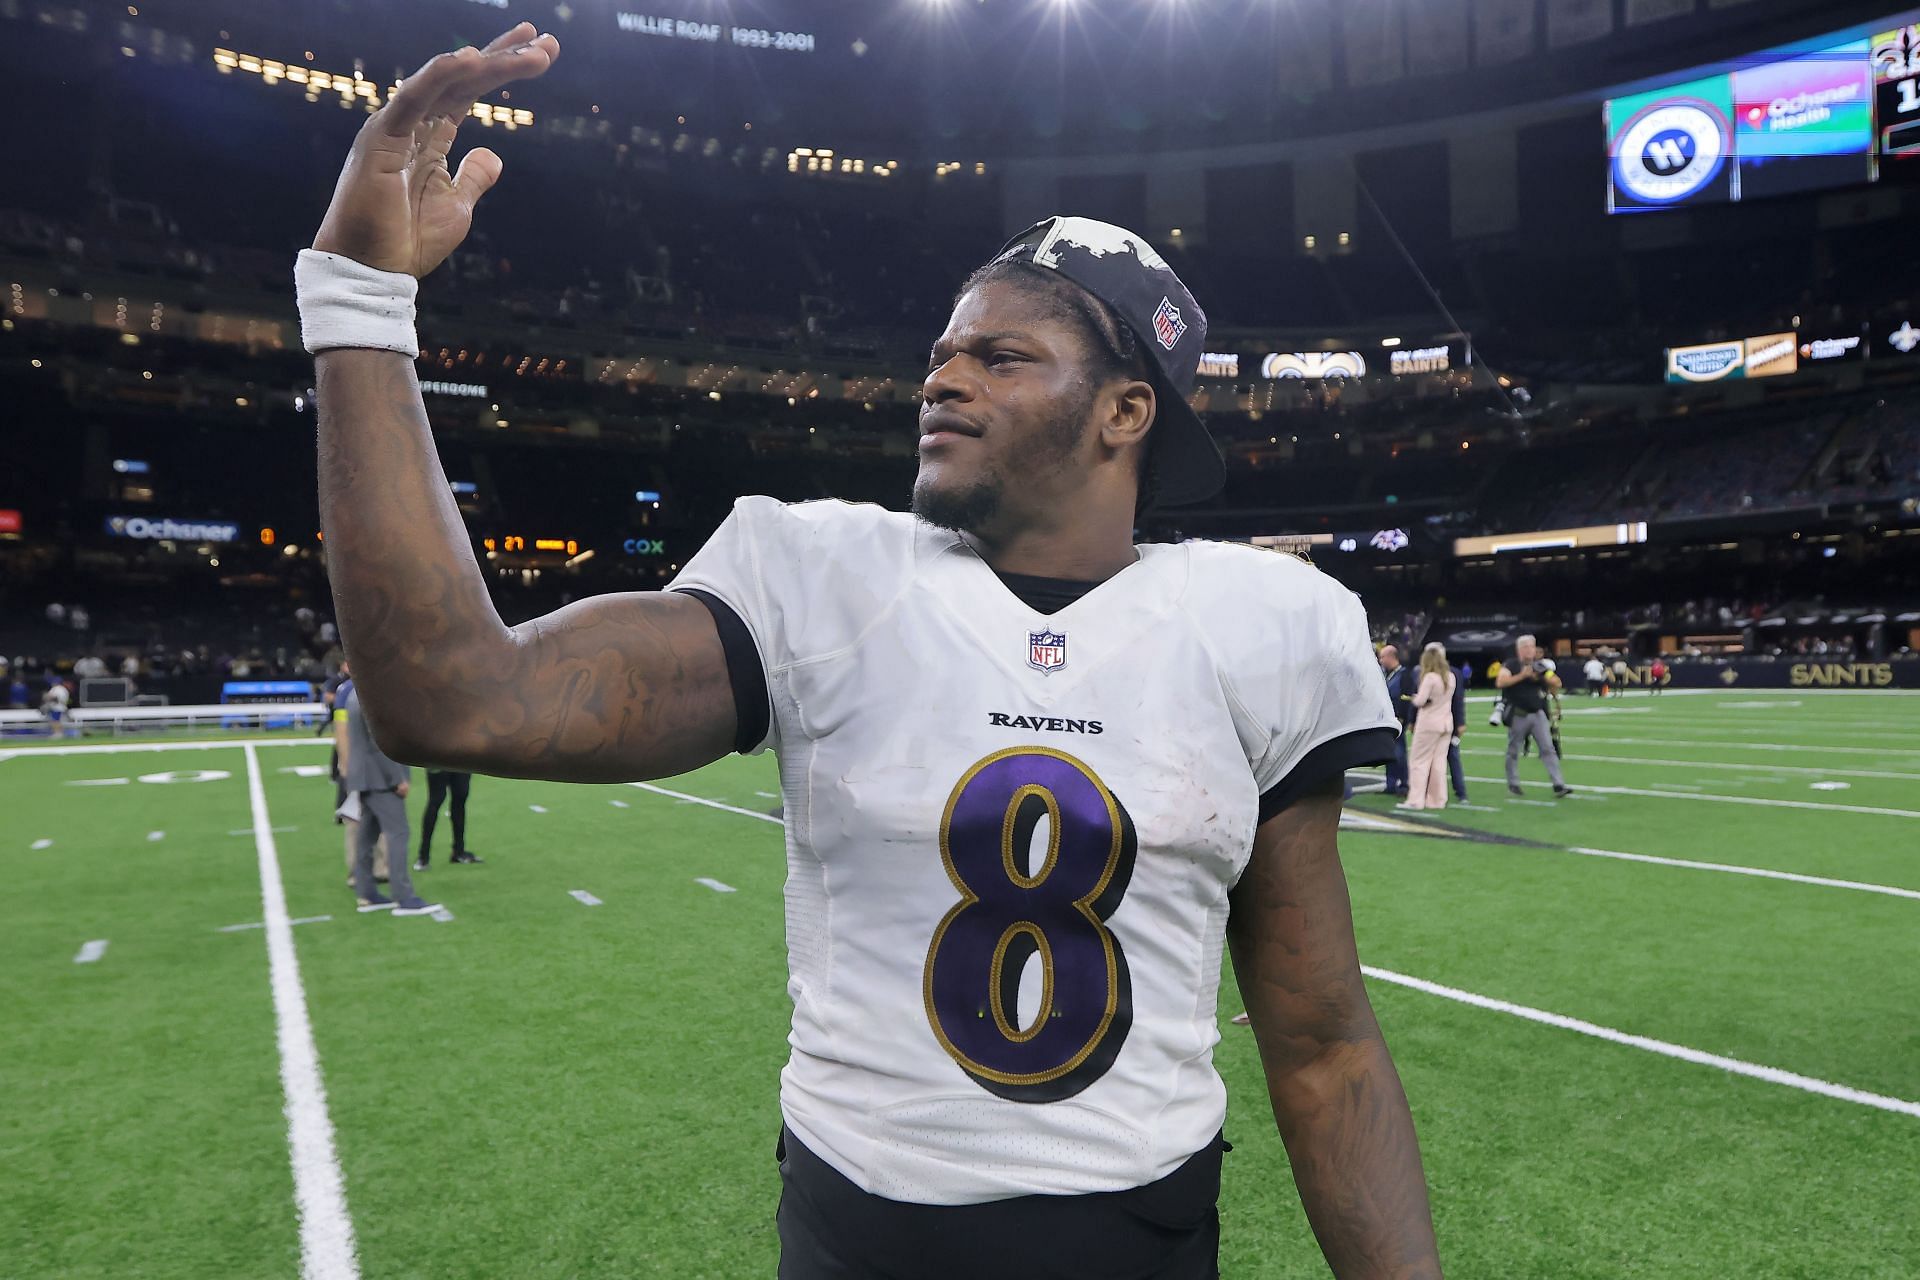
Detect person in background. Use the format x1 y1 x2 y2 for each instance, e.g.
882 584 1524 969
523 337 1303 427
415 770 483 869
1400 642 1457 811
1611 655 1631 695
1583 655 1605 697
1542 662 1566 759
41 675 72 737
1649 657 1668 695
1497 636 1573 798
1447 658 1471 803
330 667 391 888
337 681 439 916
1378 644 1411 797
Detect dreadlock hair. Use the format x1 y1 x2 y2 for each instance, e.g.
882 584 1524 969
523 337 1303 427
956 258 1163 517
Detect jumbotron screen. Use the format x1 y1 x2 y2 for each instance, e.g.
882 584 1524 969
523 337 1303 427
1605 9 1920 213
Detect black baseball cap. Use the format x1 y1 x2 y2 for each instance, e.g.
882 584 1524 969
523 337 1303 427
989 215 1225 507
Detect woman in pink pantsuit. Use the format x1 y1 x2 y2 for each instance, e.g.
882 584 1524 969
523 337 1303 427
1400 642 1456 810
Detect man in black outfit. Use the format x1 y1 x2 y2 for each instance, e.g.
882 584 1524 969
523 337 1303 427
415 770 483 869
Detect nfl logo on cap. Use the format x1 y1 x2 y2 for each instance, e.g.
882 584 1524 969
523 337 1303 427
1153 297 1186 350
1028 629 1067 674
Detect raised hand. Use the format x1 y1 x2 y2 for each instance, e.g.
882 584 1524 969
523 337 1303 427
312 22 560 278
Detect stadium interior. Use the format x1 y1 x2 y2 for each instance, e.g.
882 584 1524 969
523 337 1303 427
4 0 1919 1276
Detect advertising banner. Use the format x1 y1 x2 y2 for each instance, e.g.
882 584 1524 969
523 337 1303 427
1799 332 1869 362
1603 659 1920 689
103 515 241 543
1604 11 1911 213
1665 332 1799 382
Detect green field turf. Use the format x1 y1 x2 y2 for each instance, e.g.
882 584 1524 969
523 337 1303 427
3 689 1917 1278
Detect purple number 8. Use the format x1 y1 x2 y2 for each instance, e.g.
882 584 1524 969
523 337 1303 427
922 747 1137 1102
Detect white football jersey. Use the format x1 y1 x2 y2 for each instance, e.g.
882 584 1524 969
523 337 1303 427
670 498 1396 1206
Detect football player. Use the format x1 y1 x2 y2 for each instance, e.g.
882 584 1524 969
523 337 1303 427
300 27 1442 1278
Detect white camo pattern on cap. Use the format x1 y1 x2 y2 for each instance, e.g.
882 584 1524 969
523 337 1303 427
1029 217 1171 274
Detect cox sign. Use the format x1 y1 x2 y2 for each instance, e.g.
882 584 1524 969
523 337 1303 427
623 538 667 556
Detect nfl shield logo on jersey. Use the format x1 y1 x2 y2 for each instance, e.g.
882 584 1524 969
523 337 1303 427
1028 629 1067 674
1152 297 1186 350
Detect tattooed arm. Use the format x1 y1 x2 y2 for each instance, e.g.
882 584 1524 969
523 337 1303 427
1228 781 1442 1279
316 351 735 781
309 26 736 782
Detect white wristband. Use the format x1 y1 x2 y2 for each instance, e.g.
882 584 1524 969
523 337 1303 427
295 248 420 356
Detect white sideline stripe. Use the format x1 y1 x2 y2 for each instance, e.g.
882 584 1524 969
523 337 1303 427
74 939 109 964
1361 965 1920 1119
1460 748 1920 783
0 737 327 761
1557 736 1920 758
30 838 53 850
230 826 299 836
1566 847 1920 901
242 745 359 1280
1462 775 1920 819
220 916 334 933
695 877 738 894
628 782 784 826
569 889 603 906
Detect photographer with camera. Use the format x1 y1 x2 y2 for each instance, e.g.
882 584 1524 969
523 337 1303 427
1494 636 1573 799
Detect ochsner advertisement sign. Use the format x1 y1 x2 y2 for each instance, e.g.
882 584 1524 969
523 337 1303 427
105 514 242 543
1666 331 1799 382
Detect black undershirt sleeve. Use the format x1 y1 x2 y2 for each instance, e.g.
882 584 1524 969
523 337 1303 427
1257 726 1401 824
674 588 771 755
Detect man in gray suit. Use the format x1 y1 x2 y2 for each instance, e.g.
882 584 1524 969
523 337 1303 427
338 682 441 916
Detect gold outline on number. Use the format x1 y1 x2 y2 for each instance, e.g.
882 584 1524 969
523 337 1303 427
1001 784 1061 888
922 746 1126 1087
988 921 1054 1043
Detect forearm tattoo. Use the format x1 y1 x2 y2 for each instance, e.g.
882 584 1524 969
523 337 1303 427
315 351 734 781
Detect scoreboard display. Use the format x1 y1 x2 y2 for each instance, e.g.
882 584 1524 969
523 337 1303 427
1606 7 1920 212
1873 23 1920 158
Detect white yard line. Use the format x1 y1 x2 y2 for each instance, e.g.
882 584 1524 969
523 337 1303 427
1566 847 1920 902
1460 748 1920 783
1551 736 1920 758
569 890 603 906
616 775 1920 1112
0 738 327 761
1460 775 1920 819
73 939 109 964
30 838 53 850
695 877 738 894
242 744 359 1280
1362 965 1920 1120
628 782 784 826
219 916 334 934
